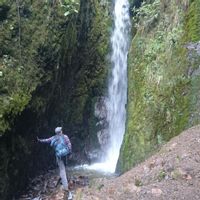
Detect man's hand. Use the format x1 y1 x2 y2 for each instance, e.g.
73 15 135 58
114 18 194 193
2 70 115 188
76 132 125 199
37 136 41 142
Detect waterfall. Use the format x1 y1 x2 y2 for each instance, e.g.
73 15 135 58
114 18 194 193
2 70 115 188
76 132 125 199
104 0 131 173
82 0 131 173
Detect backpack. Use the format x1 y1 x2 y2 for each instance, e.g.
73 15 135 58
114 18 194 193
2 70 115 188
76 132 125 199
50 135 69 158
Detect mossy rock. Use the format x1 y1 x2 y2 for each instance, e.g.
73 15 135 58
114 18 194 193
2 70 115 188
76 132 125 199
117 0 200 173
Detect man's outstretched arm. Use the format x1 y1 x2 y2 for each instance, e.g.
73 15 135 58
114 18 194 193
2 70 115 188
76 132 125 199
37 136 54 143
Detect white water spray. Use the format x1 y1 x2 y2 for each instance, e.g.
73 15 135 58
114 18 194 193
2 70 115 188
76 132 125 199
82 0 131 173
80 0 131 173
103 0 131 173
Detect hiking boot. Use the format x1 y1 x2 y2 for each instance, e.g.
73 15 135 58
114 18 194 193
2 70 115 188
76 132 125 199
68 191 73 200
63 189 69 200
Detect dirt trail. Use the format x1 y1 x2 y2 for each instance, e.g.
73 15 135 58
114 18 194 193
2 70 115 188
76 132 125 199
74 125 200 200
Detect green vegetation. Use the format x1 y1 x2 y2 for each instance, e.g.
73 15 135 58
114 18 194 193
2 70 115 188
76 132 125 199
157 169 166 181
184 0 200 42
1 0 200 198
0 0 71 135
59 0 111 142
117 0 200 173
133 0 160 28
0 0 111 199
135 178 143 186
60 0 80 16
0 0 83 135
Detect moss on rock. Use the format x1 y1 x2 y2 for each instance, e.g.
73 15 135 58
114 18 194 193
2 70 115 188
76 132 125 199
0 0 111 199
56 0 111 146
117 0 200 173
184 0 200 42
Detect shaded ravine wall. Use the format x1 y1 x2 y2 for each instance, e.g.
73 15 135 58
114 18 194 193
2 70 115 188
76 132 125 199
0 0 111 199
117 0 200 173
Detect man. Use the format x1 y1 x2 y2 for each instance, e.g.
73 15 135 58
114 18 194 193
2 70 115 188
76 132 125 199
37 127 72 199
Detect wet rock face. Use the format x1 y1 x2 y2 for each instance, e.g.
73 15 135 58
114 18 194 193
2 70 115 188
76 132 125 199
186 42 200 77
186 41 200 56
186 41 200 127
53 0 111 163
83 96 111 162
94 97 108 120
94 97 110 151
97 129 109 148
86 149 102 162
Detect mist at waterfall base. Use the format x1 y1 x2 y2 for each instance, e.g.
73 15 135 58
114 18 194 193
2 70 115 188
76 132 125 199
77 0 131 174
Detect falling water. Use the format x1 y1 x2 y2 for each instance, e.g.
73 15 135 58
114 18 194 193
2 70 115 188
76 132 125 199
104 0 131 173
82 0 131 173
